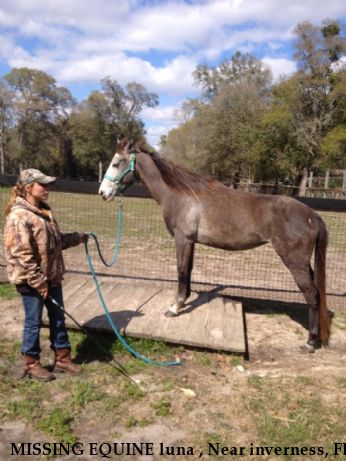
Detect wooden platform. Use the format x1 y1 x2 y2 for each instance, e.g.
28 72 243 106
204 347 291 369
44 275 246 354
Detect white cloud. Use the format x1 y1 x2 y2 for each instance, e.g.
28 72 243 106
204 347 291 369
262 57 297 81
0 34 31 63
142 104 181 148
0 0 345 147
141 105 177 122
145 124 177 149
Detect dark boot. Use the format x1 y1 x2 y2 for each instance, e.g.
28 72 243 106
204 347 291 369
24 354 56 382
54 348 81 374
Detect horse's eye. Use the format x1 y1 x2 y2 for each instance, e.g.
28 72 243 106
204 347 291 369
112 162 119 168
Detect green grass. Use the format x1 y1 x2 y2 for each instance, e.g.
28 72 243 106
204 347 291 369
243 375 346 461
48 192 169 245
150 396 172 416
36 408 76 444
68 380 105 409
71 329 181 371
0 283 19 299
321 211 346 250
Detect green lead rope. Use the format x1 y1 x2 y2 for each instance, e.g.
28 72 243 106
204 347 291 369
84 200 182 367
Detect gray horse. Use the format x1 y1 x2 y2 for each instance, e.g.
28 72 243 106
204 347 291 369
99 138 329 352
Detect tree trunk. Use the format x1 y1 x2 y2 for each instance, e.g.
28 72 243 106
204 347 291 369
0 130 4 174
60 136 78 179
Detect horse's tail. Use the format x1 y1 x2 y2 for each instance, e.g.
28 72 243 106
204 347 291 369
314 216 329 346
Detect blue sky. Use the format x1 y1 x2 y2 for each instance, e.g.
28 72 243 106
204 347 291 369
0 0 346 147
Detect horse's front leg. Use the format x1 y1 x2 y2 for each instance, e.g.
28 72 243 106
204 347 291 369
165 236 194 317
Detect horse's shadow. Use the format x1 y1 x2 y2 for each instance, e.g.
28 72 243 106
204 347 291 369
181 286 309 331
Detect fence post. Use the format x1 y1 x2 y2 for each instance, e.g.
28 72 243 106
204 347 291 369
98 161 103 183
324 170 330 189
308 171 313 189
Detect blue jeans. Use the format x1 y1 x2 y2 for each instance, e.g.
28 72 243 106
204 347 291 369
20 284 71 356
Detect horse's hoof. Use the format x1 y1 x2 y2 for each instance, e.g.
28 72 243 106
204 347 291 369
164 309 179 318
299 343 315 354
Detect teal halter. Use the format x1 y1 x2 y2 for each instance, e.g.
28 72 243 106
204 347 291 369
104 152 137 193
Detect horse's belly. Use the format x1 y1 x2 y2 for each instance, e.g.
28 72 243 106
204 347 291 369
197 229 268 251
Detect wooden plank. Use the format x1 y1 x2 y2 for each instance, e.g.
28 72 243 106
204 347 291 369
204 297 244 353
165 292 211 347
62 277 89 302
157 292 210 347
203 295 226 349
77 281 115 327
47 276 246 354
65 279 98 315
222 300 245 353
123 287 166 337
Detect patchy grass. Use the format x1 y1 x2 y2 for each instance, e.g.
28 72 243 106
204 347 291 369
243 375 346 461
0 283 18 300
1 330 346 459
68 380 105 409
150 396 173 417
321 211 346 250
36 408 76 444
1 293 346 458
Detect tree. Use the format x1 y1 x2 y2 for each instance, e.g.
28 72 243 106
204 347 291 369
4 68 76 172
101 77 158 138
0 80 15 174
165 52 272 183
291 19 346 191
319 65 346 169
193 51 272 101
70 91 115 179
260 76 305 183
71 79 159 179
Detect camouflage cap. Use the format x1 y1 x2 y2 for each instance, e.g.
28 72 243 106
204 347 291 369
18 169 57 186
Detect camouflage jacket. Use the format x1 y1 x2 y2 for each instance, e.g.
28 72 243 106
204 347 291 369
4 197 81 289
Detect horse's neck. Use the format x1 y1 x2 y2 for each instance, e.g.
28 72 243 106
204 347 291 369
136 153 171 204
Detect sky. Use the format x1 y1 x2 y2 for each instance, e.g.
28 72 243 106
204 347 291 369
0 0 346 148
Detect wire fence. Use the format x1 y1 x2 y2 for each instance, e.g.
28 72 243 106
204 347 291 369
0 182 345 309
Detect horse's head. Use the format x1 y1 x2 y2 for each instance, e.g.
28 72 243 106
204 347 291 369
99 138 137 201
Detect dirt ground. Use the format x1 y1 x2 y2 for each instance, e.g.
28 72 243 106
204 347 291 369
1 292 346 461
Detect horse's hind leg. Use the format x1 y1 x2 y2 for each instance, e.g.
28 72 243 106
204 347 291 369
186 242 195 299
165 236 194 317
281 258 320 351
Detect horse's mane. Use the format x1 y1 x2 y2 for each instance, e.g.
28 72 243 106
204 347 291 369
133 138 218 195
